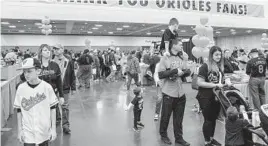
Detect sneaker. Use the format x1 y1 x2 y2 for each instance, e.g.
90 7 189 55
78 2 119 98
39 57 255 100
154 114 159 121
133 127 139 132
161 137 172 145
137 122 144 127
205 143 213 146
211 139 221 146
175 139 190 146
63 127 71 134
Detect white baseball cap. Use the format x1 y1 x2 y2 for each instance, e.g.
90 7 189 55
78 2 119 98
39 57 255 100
18 58 41 70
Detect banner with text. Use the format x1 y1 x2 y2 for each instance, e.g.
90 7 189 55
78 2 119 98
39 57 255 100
52 0 264 18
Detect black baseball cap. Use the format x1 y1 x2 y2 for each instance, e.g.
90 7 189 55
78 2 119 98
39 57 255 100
133 87 141 95
250 48 258 54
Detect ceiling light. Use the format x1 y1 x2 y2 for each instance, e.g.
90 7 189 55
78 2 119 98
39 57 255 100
246 30 252 33
123 25 130 28
231 31 236 35
92 27 98 30
108 32 113 34
1 22 10 25
161 29 165 32
18 20 21 23
95 24 102 27
19 30 25 33
146 32 151 35
182 39 190 42
230 29 235 32
216 31 221 34
87 31 93 34
9 25 16 28
117 28 123 31
35 23 42 26
24 25 27 27
180 30 186 33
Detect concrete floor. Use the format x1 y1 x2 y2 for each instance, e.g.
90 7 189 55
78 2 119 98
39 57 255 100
1 81 225 146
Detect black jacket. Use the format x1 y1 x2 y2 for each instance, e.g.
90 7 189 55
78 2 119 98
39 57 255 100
60 58 76 94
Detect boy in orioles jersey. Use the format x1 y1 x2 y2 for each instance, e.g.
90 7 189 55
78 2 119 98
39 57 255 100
14 58 58 146
246 48 267 110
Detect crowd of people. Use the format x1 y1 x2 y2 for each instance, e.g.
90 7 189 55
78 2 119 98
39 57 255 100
5 17 268 146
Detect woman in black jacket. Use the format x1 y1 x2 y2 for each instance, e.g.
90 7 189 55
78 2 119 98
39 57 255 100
37 44 64 125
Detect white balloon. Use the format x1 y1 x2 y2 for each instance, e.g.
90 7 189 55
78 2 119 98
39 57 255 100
201 48 210 58
265 38 268 44
85 39 91 45
42 18 50 25
192 35 200 46
192 47 202 58
261 38 266 43
206 26 213 40
200 16 209 25
42 24 46 29
194 25 207 36
41 29 46 34
47 29 52 34
199 36 210 48
261 43 268 48
262 33 267 38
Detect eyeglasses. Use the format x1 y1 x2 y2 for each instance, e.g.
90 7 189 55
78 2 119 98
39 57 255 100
53 47 60 50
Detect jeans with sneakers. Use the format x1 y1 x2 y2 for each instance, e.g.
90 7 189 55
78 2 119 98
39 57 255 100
134 109 142 128
248 77 266 110
160 94 186 140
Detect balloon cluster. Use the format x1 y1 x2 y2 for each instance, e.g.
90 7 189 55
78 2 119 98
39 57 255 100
192 16 214 59
85 38 92 50
41 16 52 35
261 33 268 49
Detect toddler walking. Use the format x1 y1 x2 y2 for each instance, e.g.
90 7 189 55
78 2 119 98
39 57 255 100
125 87 144 132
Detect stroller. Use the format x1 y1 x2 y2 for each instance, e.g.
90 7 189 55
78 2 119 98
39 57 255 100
213 86 268 145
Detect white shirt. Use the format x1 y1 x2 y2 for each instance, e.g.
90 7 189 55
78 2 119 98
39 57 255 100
53 57 69 81
4 52 17 60
14 81 58 144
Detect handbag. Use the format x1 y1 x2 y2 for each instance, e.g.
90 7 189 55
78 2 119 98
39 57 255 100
144 68 153 81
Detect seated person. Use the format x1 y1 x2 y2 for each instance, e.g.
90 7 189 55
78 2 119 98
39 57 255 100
225 106 251 146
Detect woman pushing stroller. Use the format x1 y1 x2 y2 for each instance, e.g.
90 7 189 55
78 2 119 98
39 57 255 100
197 46 232 146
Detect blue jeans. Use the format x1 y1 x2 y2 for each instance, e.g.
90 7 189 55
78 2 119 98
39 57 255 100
248 77 266 110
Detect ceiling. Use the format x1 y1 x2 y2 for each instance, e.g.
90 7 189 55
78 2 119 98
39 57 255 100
1 18 267 38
